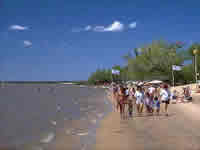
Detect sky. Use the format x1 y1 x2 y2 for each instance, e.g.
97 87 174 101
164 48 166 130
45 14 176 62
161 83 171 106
0 0 200 81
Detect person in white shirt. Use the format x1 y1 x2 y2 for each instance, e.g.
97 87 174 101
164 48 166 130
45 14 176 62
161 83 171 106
134 86 144 114
148 86 155 95
160 84 171 116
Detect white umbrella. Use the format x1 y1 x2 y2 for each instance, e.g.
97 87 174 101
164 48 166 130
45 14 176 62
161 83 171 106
148 80 163 84
138 82 144 86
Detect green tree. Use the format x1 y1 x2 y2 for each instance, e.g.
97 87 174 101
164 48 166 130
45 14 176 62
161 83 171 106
124 40 185 81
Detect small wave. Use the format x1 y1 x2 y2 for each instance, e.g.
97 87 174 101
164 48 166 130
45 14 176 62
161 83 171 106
80 107 88 112
97 113 104 118
79 85 87 88
90 119 97 124
40 132 55 144
57 105 61 111
77 132 88 136
32 146 44 150
74 101 78 105
50 120 56 126
104 100 109 105
65 129 72 135
80 117 87 120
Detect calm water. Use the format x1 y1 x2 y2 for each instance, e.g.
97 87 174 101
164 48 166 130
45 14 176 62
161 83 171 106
0 83 111 150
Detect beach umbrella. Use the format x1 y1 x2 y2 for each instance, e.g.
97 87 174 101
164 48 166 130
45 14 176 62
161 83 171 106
148 80 163 84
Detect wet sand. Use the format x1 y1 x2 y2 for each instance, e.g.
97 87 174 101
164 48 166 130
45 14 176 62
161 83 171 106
95 88 200 150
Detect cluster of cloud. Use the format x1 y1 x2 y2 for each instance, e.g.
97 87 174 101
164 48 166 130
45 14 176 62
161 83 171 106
72 21 136 32
129 22 137 29
9 25 32 48
23 40 32 47
9 25 28 31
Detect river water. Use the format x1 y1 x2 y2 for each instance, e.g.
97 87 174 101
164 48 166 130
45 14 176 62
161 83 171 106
0 83 111 150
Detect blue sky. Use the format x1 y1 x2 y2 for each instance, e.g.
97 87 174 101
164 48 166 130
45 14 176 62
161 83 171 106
0 0 200 81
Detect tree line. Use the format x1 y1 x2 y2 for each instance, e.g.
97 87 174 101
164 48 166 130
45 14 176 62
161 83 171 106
88 40 200 85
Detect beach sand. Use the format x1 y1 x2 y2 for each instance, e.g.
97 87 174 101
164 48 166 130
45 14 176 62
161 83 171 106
95 85 200 150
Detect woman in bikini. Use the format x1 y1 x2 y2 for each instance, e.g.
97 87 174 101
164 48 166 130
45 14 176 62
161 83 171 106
118 86 126 117
127 87 135 117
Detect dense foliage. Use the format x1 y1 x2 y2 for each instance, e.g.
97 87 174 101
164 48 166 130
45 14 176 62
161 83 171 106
88 40 200 85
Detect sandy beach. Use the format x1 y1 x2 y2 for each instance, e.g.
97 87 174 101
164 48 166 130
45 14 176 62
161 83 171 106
95 85 200 150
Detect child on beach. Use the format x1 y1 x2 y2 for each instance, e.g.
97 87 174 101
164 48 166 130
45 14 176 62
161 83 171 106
153 96 160 115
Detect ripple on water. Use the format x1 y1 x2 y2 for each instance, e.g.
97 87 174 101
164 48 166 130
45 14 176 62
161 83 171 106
77 132 89 136
65 129 72 135
97 113 104 118
50 121 56 126
31 146 44 150
80 117 87 121
40 132 55 144
80 107 88 112
90 119 97 124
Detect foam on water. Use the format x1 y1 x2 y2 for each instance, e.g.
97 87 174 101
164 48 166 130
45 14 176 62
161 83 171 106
97 113 104 118
31 146 44 150
77 132 89 136
90 119 97 124
40 132 55 144
50 121 56 126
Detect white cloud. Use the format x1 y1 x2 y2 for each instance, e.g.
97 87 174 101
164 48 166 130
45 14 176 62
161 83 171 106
129 22 137 29
93 21 124 32
93 26 106 32
72 20 136 33
85 25 92 31
24 40 32 47
104 21 124 32
9 25 28 31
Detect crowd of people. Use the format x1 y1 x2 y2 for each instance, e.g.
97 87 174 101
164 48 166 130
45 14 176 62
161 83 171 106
110 83 192 118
